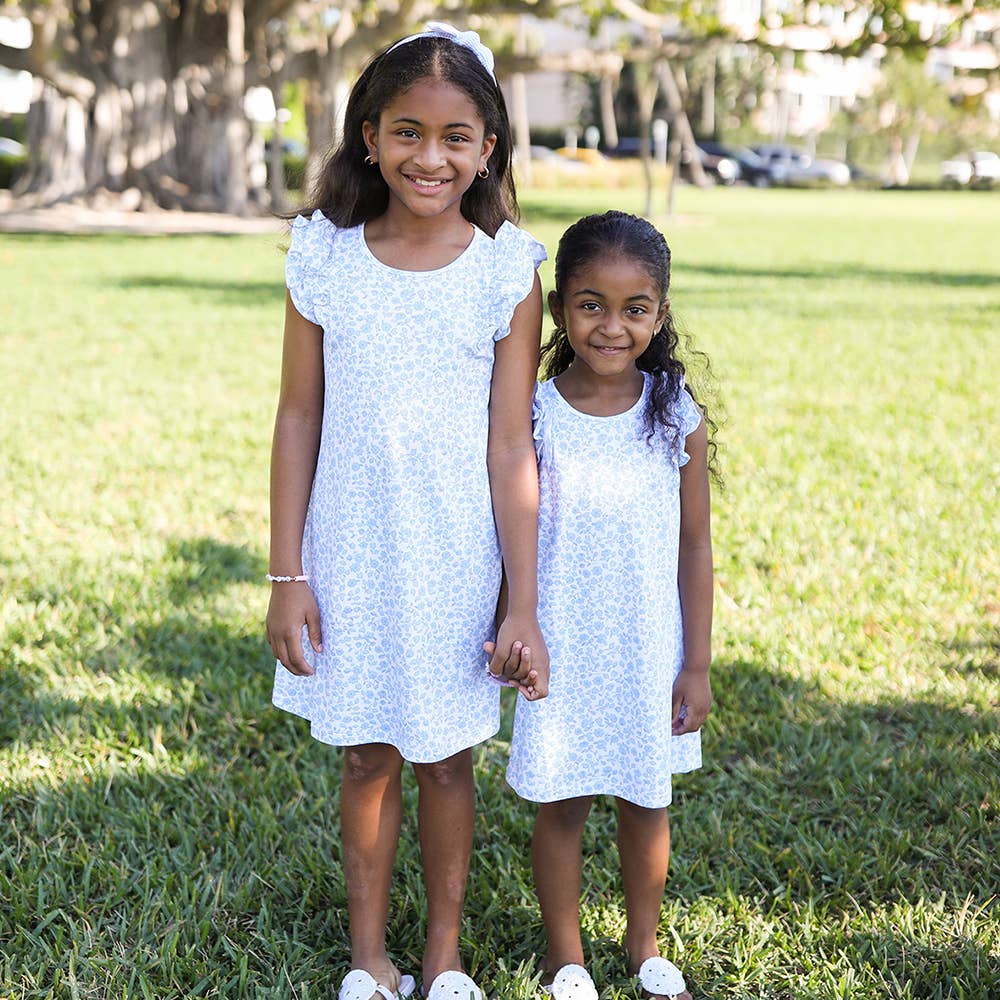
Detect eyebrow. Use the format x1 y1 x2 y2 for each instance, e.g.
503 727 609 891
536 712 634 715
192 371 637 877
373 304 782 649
573 288 656 302
391 117 476 129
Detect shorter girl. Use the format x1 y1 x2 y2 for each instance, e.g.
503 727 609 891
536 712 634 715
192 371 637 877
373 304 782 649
507 212 716 1000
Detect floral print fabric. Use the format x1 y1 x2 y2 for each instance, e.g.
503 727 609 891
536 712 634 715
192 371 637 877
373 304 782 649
272 211 546 763
507 375 704 807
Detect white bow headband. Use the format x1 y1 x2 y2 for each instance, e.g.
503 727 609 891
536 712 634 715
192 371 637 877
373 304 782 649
385 21 497 83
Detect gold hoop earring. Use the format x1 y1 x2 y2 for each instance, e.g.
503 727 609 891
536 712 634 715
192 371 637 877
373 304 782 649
477 165 490 179
364 154 377 166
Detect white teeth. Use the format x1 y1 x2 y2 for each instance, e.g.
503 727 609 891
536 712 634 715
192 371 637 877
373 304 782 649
411 177 445 187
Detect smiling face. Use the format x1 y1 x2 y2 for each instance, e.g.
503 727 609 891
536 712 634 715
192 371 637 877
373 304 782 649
361 76 496 224
550 254 669 382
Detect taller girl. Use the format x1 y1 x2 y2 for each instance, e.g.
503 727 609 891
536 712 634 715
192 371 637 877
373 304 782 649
265 23 548 1000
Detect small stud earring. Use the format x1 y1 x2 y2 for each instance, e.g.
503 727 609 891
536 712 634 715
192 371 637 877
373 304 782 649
477 165 490 179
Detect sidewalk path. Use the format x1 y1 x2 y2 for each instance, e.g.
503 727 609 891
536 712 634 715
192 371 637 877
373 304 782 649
0 202 285 236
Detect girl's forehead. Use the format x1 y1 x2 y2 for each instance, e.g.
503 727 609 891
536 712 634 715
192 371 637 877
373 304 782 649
565 255 662 292
380 76 484 122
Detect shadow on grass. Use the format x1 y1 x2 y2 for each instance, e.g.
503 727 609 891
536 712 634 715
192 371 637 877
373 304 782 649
115 275 285 307
937 627 1000 680
474 659 999 987
676 261 1000 288
164 536 264 604
4 584 999 993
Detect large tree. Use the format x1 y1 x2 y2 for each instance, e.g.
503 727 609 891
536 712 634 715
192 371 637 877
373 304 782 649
1 0 299 210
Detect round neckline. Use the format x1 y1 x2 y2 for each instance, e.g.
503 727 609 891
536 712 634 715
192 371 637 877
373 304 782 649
359 222 480 274
549 373 648 420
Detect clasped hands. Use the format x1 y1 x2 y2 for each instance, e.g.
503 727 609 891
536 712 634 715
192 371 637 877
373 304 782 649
484 615 550 701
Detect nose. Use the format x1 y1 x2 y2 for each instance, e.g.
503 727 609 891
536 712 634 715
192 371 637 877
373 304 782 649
599 312 627 339
413 137 446 172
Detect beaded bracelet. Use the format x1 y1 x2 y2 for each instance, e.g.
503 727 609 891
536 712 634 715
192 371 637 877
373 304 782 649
266 573 310 583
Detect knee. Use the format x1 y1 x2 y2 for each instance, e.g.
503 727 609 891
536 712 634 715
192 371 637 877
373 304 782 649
616 798 669 827
343 743 403 784
539 796 593 831
412 750 472 789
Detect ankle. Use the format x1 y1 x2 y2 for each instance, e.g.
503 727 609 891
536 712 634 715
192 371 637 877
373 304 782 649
624 938 660 973
543 947 586 976
351 945 391 970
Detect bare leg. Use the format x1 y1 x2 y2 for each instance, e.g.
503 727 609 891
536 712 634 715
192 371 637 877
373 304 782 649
412 749 475 986
616 799 691 1000
341 743 406 995
532 797 594 978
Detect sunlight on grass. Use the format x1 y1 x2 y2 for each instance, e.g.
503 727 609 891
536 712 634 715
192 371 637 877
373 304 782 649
2 188 998 998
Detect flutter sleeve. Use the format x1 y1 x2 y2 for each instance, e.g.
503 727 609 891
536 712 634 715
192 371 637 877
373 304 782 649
675 380 704 468
285 209 335 325
531 381 548 465
491 221 548 342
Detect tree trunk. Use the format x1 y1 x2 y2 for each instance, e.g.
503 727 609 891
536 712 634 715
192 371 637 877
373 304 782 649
511 15 532 186
224 0 249 215
656 57 708 188
701 51 716 138
8 0 264 212
634 60 659 218
599 73 619 151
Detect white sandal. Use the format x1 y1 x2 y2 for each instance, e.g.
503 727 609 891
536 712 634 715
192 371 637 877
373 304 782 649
636 956 687 999
542 963 598 999
423 970 484 1000
339 969 417 1000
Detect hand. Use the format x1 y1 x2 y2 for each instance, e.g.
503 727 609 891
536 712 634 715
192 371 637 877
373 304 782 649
483 640 543 700
671 667 712 736
487 614 550 699
265 582 322 676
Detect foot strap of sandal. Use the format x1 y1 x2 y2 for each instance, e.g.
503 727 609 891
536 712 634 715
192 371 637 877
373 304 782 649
637 957 686 998
340 969 415 1000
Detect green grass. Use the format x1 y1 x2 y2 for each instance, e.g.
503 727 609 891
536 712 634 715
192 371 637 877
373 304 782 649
2 187 998 999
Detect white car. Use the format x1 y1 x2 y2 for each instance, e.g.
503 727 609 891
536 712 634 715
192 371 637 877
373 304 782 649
753 144 851 187
940 151 1000 187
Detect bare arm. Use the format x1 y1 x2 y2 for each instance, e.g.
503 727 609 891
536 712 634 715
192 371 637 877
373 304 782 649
265 292 325 676
486 272 549 698
673 414 713 734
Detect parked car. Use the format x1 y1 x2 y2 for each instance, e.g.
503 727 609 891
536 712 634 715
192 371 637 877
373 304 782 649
940 151 1000 187
605 136 738 184
698 141 773 186
752 144 851 187
0 137 25 158
679 144 740 185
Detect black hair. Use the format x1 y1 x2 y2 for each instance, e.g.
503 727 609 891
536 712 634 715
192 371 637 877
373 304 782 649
293 33 517 237
541 210 721 478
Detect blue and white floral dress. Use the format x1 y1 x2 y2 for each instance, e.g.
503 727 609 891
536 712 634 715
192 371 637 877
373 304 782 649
507 375 704 807
272 210 546 763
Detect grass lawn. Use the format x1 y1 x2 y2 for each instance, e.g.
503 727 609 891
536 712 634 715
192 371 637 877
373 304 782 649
1 186 998 999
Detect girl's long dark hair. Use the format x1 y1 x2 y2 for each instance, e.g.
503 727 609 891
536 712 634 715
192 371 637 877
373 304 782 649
293 34 518 237
541 211 721 478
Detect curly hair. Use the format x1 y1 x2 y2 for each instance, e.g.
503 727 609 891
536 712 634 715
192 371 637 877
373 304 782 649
540 211 720 478
292 33 517 237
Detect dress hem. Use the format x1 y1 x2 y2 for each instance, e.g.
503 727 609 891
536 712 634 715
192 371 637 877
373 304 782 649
505 761 702 810
272 698 500 764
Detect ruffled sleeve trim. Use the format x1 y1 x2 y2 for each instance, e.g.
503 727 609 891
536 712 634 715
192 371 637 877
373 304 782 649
675 378 703 468
286 209 336 325
491 221 547 342
531 380 548 462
